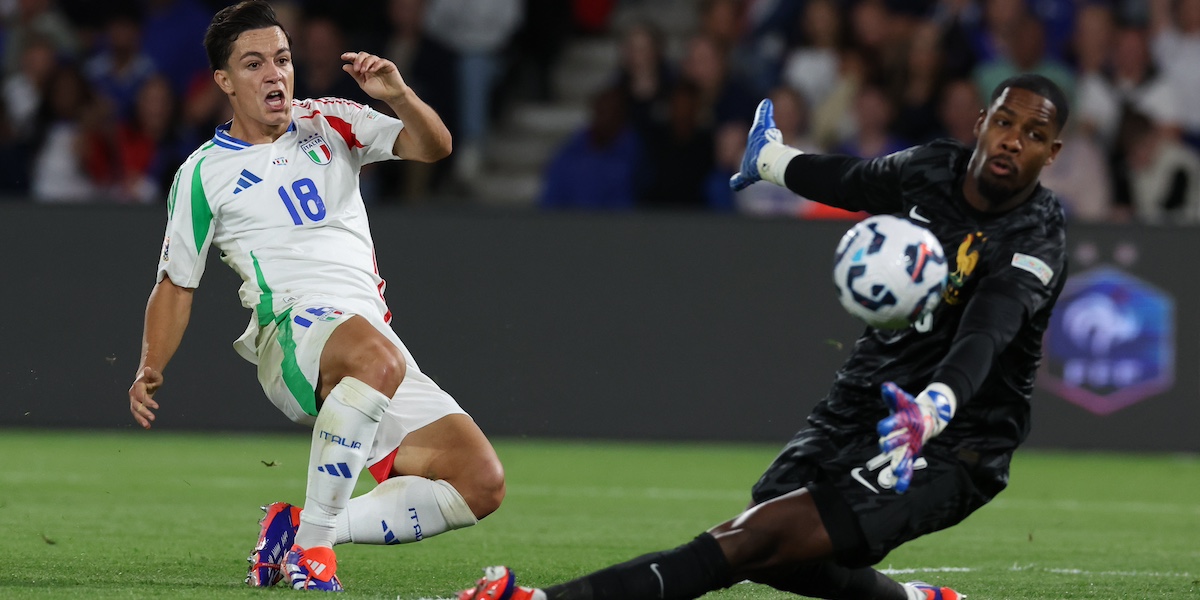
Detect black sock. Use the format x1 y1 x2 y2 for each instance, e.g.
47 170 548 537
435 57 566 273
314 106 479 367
544 533 733 600
752 562 909 600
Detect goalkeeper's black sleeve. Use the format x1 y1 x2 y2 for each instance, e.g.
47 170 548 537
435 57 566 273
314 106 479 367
932 284 1029 404
782 154 862 205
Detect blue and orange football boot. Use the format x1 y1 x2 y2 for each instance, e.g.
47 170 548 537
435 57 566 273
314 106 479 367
245 502 301 587
457 566 541 600
284 544 344 591
907 581 964 599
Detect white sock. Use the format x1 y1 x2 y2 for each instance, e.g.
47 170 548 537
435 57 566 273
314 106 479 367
294 377 390 550
756 137 802 188
333 475 478 545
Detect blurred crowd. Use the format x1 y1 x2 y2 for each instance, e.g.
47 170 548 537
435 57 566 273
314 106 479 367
542 0 1200 224
4 0 1200 225
0 0 539 205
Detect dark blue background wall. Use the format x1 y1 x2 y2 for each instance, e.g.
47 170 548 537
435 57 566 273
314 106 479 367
1 204 1194 452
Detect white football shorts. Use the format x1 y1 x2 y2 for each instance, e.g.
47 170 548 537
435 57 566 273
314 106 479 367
252 296 468 477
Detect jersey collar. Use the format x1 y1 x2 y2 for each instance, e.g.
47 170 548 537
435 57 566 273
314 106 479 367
212 121 297 150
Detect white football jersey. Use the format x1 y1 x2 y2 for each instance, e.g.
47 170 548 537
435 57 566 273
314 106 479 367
157 98 406 361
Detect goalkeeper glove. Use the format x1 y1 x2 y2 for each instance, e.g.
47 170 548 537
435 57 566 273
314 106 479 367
729 99 802 191
876 382 956 493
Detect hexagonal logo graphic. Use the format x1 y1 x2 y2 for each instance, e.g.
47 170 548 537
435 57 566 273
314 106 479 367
1038 266 1174 415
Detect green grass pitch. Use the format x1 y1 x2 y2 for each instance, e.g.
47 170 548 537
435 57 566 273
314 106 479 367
1 430 1196 599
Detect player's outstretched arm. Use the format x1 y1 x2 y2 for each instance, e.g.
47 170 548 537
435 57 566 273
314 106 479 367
340 51 452 163
129 276 194 429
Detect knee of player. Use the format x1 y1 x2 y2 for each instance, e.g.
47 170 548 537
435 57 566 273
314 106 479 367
465 458 507 519
714 525 787 572
715 498 828 570
351 341 407 396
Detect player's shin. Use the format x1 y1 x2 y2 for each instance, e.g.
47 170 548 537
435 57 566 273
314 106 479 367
335 475 477 544
543 533 733 600
294 377 390 550
749 563 914 600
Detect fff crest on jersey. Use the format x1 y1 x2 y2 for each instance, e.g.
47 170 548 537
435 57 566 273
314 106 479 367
300 133 333 165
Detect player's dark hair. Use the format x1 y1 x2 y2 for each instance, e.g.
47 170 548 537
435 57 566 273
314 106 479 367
989 74 1070 132
203 0 291 71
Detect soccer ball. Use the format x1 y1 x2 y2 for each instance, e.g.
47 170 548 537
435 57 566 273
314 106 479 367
833 214 947 330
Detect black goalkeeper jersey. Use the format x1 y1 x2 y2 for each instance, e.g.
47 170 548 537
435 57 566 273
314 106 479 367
790 139 1068 455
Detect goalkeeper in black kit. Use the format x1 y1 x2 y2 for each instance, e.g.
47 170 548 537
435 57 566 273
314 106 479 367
457 73 1070 600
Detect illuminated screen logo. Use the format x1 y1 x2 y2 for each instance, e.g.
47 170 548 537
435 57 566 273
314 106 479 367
1039 266 1174 415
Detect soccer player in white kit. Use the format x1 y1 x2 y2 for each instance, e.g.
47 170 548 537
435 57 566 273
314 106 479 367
127 1 505 591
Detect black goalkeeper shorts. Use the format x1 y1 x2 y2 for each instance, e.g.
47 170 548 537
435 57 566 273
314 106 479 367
750 426 1006 568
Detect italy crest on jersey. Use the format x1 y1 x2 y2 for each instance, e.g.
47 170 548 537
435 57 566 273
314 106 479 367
301 133 333 165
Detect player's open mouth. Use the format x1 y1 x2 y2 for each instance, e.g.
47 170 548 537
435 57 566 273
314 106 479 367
265 90 286 110
988 157 1015 177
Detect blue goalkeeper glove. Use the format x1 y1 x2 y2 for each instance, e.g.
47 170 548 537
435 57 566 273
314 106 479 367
729 99 801 191
876 382 956 493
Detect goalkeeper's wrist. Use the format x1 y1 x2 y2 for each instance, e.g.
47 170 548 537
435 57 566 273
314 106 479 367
757 139 802 188
916 382 957 441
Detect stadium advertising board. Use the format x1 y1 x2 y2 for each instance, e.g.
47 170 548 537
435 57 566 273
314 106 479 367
0 206 1195 452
